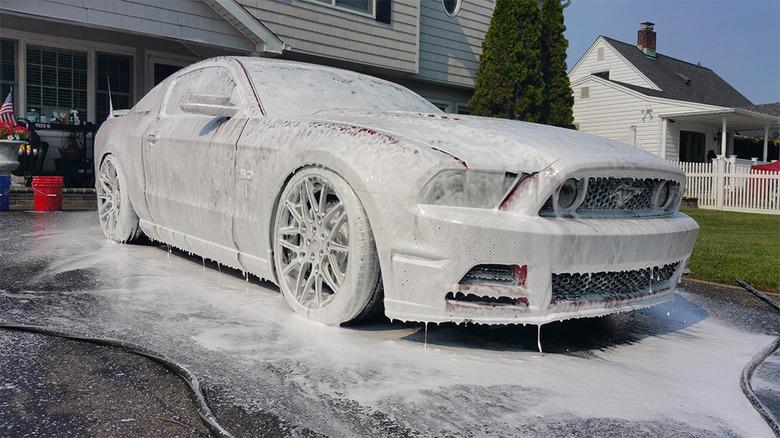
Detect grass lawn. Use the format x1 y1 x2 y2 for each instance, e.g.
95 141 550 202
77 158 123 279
681 207 780 292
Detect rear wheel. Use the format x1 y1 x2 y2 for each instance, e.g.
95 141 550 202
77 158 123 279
97 154 141 243
273 167 382 325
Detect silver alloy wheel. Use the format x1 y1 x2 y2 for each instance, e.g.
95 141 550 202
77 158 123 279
277 175 349 309
97 157 121 238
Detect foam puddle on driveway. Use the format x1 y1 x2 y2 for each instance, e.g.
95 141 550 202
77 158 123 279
0 211 775 437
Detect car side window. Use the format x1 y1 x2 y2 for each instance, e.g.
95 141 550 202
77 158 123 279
164 67 240 116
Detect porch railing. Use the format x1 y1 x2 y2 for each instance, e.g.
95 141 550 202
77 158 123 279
675 157 780 215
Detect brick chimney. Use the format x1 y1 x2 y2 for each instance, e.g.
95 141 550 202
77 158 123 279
637 22 656 58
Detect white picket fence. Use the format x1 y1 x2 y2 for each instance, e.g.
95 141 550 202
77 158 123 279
675 157 780 214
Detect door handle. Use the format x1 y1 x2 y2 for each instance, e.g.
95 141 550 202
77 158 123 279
146 133 158 144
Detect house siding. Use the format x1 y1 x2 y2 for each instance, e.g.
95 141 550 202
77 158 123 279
569 37 657 90
572 76 723 159
2 0 497 115
417 0 493 87
239 0 419 73
2 0 492 89
0 0 253 51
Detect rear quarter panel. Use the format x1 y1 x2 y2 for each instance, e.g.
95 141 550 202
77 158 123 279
94 78 169 223
94 112 155 222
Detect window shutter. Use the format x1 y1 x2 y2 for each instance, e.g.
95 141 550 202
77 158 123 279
376 0 391 23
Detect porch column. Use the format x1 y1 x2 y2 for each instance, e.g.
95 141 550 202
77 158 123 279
763 123 770 162
660 118 668 159
720 117 727 156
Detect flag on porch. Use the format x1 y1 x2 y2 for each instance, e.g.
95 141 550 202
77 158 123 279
0 90 14 124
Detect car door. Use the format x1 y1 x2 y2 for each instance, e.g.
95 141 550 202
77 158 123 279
142 66 247 265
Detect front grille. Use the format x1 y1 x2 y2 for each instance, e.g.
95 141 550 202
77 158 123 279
551 261 680 303
581 177 661 211
541 177 679 217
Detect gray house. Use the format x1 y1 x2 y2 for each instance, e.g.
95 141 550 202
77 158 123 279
0 0 497 125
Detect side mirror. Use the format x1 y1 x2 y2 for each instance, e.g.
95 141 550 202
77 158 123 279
180 94 239 118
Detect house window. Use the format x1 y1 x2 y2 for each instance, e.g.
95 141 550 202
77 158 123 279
596 47 604 61
0 39 16 109
375 0 391 23
428 99 452 113
26 45 87 119
96 53 133 123
580 87 590 98
432 102 449 112
154 63 182 86
313 0 376 16
443 0 462 16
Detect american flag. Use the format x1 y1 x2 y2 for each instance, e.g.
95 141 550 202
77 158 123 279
0 90 14 123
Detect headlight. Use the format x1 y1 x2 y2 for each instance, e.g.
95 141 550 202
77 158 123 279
419 170 518 208
547 178 585 213
557 178 579 209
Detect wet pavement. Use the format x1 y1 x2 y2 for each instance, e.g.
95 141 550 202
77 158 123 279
0 330 211 437
0 211 778 437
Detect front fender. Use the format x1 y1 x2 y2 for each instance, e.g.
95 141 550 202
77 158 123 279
237 118 453 291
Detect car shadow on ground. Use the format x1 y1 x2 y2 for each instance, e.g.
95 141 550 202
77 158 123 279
345 293 707 355
147 242 709 355
154 241 709 355
0 228 710 357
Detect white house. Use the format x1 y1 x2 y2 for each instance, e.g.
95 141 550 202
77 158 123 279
569 22 780 163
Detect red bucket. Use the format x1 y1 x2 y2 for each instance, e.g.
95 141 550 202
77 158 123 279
32 176 64 212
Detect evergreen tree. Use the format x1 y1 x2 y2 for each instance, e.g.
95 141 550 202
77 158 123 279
469 0 544 122
540 0 574 128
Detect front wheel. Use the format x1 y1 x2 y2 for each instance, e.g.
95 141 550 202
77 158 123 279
273 167 382 325
96 154 141 243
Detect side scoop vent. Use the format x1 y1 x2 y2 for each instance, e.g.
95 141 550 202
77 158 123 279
460 264 527 286
446 291 528 307
446 264 530 309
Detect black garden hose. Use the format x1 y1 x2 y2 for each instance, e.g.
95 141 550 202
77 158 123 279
0 321 233 438
735 279 780 436
737 279 780 313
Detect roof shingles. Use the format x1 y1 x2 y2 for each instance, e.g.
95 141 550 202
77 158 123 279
740 102 780 117
601 36 753 108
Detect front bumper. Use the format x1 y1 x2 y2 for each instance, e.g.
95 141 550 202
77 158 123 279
383 206 699 324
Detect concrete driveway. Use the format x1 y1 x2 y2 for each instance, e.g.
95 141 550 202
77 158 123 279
0 211 777 437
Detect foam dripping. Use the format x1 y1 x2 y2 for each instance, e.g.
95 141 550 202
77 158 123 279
537 324 543 353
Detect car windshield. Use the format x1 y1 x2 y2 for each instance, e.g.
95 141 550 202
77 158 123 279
241 60 441 117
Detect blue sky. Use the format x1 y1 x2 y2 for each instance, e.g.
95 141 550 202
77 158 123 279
563 0 780 104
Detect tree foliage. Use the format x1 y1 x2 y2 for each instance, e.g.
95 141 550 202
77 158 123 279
470 0 574 128
540 0 574 127
469 0 545 122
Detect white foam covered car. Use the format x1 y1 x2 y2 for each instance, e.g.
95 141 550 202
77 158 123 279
95 57 698 325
